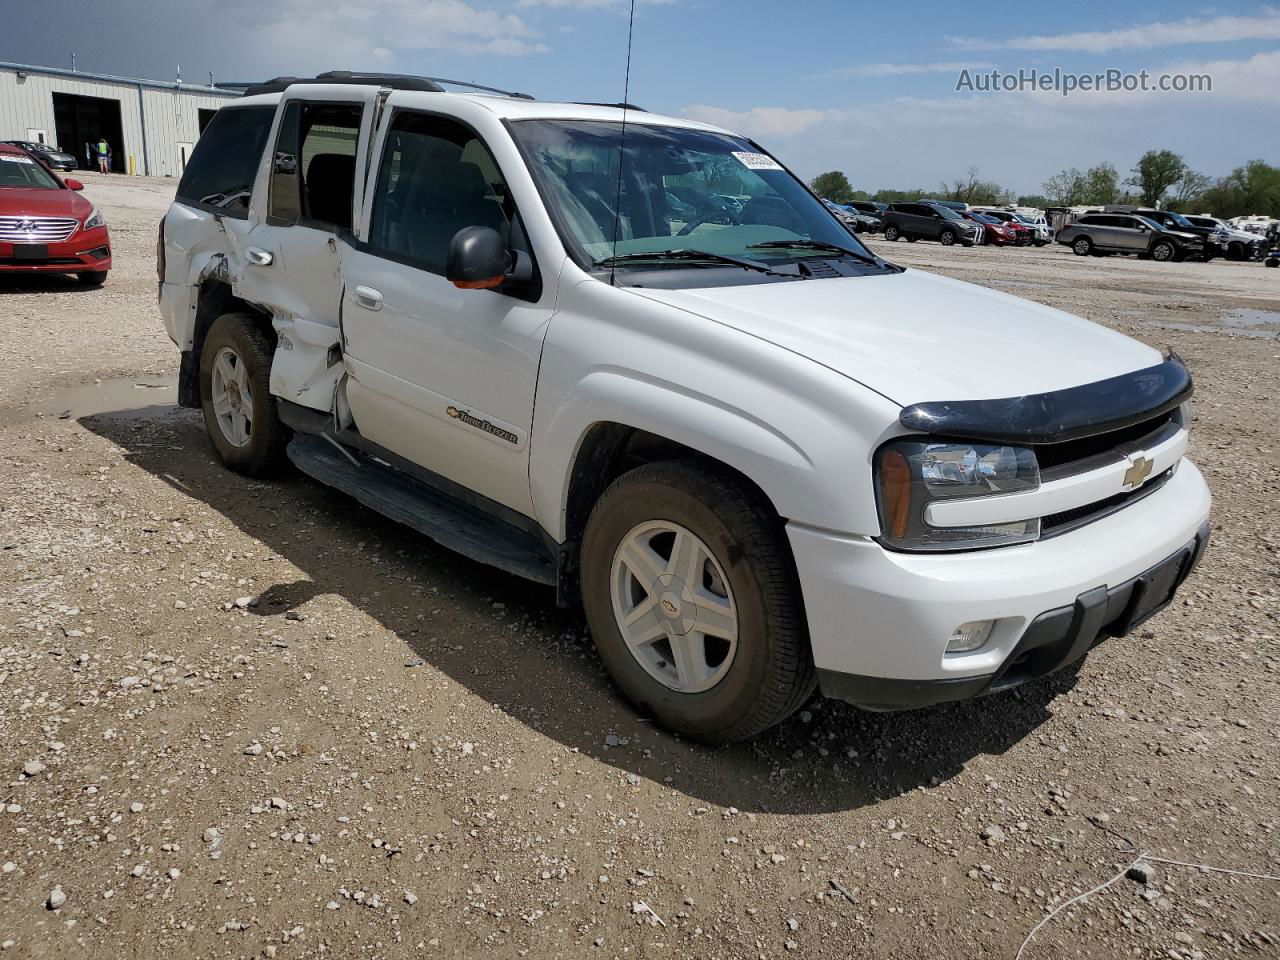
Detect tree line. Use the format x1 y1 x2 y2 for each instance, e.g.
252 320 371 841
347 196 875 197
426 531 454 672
811 151 1280 219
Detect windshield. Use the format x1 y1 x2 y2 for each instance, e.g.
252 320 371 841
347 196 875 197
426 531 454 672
508 119 875 275
1135 215 1164 231
1162 210 1194 228
931 205 964 221
0 153 61 189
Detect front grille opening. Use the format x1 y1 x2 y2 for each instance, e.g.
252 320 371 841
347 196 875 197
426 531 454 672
1042 468 1173 537
1035 409 1175 471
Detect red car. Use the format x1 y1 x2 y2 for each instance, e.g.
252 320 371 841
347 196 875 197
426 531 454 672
973 209 1035 245
962 210 1028 246
0 142 111 286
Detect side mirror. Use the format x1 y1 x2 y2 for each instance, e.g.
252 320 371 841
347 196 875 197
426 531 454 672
65 178 84 191
448 226 512 290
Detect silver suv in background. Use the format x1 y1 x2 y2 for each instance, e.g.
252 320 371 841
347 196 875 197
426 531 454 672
1057 213 1204 262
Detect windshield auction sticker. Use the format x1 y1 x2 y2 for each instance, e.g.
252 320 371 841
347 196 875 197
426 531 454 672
731 152 783 171
0 155 35 164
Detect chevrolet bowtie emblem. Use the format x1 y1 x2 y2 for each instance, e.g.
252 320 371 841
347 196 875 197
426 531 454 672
1123 455 1153 488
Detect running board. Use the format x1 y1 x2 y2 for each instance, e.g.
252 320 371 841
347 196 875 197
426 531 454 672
286 434 557 585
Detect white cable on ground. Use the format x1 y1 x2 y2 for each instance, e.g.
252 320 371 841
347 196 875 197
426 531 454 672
1014 854 1146 960
1015 845 1280 959
1139 855 1280 883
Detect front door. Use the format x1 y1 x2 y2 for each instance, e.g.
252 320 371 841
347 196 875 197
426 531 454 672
337 109 554 517
236 88 380 410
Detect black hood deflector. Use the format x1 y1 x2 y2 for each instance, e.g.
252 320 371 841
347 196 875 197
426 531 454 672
898 355 1192 445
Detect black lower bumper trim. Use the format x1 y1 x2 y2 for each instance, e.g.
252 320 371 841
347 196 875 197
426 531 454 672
820 520 1211 711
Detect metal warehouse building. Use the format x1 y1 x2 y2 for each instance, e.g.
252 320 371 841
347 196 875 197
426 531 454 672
0 61 241 178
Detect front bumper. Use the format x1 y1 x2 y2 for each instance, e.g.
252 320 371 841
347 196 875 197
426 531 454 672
788 458 1211 710
0 226 111 274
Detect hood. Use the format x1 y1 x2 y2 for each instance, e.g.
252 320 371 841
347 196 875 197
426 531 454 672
630 268 1161 406
0 186 90 219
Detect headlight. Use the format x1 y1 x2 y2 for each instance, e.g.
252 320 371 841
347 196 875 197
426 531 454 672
84 207 106 230
875 438 1040 551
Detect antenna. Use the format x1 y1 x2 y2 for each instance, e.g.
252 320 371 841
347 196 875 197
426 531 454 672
608 0 637 286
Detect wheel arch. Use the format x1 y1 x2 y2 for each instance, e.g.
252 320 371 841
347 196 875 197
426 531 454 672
178 276 274 408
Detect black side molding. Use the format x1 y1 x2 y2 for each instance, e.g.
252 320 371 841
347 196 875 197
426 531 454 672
897 355 1193 444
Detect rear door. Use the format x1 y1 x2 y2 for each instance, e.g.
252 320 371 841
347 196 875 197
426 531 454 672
236 86 381 408
237 87 379 334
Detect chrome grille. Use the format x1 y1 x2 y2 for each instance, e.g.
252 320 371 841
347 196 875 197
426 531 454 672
0 216 80 243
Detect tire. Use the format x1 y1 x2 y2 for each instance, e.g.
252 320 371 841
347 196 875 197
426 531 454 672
77 271 108 287
1226 243 1244 261
1151 240 1175 262
580 460 815 743
1072 236 1092 257
198 312 288 476
939 228 956 246
883 224 901 242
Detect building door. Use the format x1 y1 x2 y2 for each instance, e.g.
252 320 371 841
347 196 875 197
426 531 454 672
178 142 194 173
198 109 217 134
52 92 125 171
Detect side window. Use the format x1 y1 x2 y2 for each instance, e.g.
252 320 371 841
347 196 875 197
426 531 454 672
1077 215 1101 226
368 112 514 275
269 101 362 230
175 106 275 217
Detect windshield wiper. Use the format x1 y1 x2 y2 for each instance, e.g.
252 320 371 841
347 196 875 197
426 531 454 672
747 239 883 268
594 249 797 277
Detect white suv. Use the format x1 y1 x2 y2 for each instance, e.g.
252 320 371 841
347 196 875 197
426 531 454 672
158 73 1211 742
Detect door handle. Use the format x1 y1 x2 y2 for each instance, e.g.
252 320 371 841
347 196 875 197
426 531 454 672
353 285 383 311
245 247 274 267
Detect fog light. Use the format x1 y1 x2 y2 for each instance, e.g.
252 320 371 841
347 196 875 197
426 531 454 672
947 620 994 653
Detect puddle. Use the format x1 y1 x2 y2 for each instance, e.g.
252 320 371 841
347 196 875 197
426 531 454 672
1223 307 1280 328
994 279 1055 290
1143 320 1280 340
0 375 180 426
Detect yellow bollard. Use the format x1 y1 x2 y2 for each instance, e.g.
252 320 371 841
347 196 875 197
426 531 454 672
129 155 136 176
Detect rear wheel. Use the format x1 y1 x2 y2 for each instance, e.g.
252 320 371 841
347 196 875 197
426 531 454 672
883 224 901 241
77 271 108 287
580 460 815 743
199 313 288 476
1072 237 1092 256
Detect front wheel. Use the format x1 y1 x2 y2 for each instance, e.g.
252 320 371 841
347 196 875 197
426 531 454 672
199 313 288 476
883 224 901 241
77 271 108 287
939 228 956 246
580 460 815 743
1151 240 1176 262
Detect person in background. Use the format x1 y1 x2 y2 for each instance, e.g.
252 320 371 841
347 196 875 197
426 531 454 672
95 137 112 174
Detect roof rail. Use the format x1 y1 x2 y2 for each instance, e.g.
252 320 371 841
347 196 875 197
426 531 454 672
238 71 535 100
574 101 647 112
425 77 535 100
241 71 445 97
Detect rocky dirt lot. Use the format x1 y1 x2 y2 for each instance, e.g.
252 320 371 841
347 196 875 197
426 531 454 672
1 174 1277 959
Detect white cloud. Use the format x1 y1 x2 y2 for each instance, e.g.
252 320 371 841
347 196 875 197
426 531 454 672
227 0 550 62
824 61 995 78
681 105 827 137
949 12 1280 53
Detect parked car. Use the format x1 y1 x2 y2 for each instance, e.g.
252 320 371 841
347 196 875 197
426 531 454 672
822 198 864 231
882 201 980 245
963 211 1023 246
0 142 111 285
846 200 889 223
159 73 1210 741
1182 216 1266 261
1129 209 1221 260
3 140 78 172
973 208 1050 246
1266 247 1279 267
1056 213 1203 262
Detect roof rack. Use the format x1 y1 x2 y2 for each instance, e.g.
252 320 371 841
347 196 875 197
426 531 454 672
574 101 647 112
238 71 534 100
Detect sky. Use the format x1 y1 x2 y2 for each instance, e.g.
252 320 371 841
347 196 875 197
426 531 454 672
3 0 1278 195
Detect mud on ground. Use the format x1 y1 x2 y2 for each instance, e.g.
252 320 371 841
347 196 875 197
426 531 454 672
1 174 1277 959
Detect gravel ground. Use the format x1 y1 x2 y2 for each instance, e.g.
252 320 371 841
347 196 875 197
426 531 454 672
1 174 1277 959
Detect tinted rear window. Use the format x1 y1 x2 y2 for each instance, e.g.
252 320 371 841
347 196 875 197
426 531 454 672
176 106 275 218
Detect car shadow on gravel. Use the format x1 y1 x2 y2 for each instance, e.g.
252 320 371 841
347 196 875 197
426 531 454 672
0 275 97 294
85 406 1069 815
